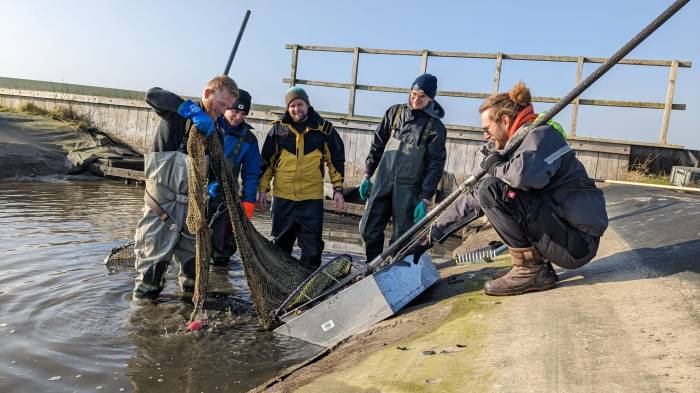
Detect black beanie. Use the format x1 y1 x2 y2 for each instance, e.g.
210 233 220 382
411 74 438 98
232 89 252 114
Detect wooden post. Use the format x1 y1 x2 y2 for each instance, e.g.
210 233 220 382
289 44 299 87
492 53 503 93
569 56 585 137
660 60 679 144
348 47 360 116
420 50 429 74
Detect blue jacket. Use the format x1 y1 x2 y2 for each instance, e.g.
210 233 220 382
218 118 262 203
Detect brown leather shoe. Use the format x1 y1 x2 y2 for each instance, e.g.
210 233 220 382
484 246 556 296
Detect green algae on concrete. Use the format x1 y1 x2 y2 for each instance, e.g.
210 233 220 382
292 255 511 393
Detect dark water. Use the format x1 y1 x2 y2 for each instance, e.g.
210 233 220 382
0 179 458 392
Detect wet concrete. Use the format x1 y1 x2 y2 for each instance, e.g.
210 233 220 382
0 179 460 392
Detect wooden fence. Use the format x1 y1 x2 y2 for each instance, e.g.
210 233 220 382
284 44 691 145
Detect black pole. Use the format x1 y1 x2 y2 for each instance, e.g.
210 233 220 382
223 10 251 76
372 0 690 269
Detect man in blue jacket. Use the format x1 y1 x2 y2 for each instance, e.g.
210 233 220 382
207 89 261 266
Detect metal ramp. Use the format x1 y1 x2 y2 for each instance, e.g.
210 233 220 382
274 254 439 347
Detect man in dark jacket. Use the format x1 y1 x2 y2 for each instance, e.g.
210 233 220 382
413 82 608 295
133 76 238 301
359 74 447 262
257 87 345 267
207 89 261 267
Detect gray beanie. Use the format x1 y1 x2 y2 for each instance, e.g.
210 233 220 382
285 86 310 107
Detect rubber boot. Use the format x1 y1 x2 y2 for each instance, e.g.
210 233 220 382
484 246 556 296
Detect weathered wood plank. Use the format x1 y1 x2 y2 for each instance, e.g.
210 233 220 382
125 108 139 148
576 150 599 179
569 56 584 137
660 60 679 144
348 47 360 116
289 44 299 87
616 154 629 181
492 53 503 94
569 140 630 155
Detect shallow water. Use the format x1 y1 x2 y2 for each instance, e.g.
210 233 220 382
0 179 458 392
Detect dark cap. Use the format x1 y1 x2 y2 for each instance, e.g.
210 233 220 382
411 74 438 98
232 89 251 114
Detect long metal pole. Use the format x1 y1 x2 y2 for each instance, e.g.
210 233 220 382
371 0 690 270
223 9 251 76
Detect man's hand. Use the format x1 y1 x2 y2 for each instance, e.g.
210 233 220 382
256 191 269 211
358 176 372 201
177 100 215 138
334 189 345 213
480 151 508 176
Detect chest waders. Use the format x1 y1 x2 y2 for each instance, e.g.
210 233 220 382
132 123 198 300
359 105 433 261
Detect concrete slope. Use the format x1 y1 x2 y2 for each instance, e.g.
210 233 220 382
463 184 700 393
258 184 699 393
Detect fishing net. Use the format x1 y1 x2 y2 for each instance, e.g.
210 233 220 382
105 126 355 329
185 130 212 323
201 130 354 329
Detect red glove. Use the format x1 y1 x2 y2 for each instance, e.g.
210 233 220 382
241 201 255 219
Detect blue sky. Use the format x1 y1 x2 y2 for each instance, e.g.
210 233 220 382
0 0 698 148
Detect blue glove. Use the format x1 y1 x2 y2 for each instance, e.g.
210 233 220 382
358 177 372 201
413 200 428 224
207 181 221 198
177 100 215 138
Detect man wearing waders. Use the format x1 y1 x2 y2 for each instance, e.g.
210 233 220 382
410 82 608 295
359 74 447 262
132 76 238 301
206 89 261 267
257 87 346 267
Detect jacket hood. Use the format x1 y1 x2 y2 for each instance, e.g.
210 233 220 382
414 99 445 120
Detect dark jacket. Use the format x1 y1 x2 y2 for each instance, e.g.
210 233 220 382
493 122 608 236
433 123 608 241
365 100 447 200
218 118 261 203
259 107 345 201
145 87 199 153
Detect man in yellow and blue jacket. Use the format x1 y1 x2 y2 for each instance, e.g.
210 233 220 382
257 87 345 267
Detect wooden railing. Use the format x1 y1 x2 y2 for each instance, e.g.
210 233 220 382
284 44 691 146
